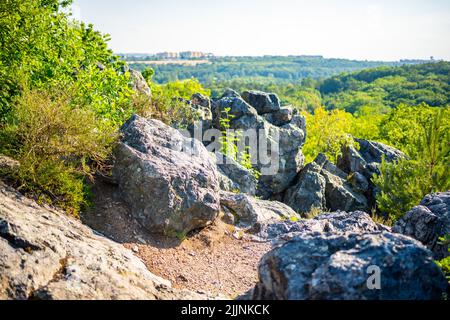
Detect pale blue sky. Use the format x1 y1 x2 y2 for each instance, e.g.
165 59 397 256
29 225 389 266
72 0 450 61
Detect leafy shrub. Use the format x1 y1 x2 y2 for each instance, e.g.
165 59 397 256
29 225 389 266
0 0 131 122
0 0 147 215
218 108 260 179
302 107 356 163
373 107 450 220
140 78 209 126
436 235 450 286
0 88 117 216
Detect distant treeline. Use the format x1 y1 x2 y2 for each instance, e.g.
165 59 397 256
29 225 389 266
129 56 432 84
200 61 450 114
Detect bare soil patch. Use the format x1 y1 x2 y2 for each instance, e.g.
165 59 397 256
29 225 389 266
81 180 271 298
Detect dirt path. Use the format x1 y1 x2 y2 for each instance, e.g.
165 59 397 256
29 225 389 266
81 180 271 298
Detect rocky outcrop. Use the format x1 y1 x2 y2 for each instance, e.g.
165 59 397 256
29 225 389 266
256 116 306 198
284 153 368 214
211 90 306 199
219 191 300 231
220 88 241 99
113 115 220 235
216 153 258 195
253 231 447 300
337 138 406 206
338 138 405 176
254 210 389 242
282 161 326 214
393 192 450 260
191 93 211 109
0 183 212 300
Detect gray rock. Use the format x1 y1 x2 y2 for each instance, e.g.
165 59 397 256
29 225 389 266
217 169 237 193
191 93 211 109
0 183 213 300
393 191 450 260
221 206 235 225
113 115 220 235
0 155 20 173
256 118 306 198
216 153 258 195
356 138 406 164
322 170 368 213
253 231 447 300
263 106 294 126
284 153 368 214
211 96 258 129
220 88 241 99
338 138 405 177
255 210 389 242
129 69 151 98
211 91 306 199
241 90 281 114
348 172 370 193
337 139 406 205
219 191 300 231
283 161 326 214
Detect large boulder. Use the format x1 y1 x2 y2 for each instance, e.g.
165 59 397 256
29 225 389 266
241 90 281 114
0 183 210 300
284 153 368 214
253 231 447 300
393 192 450 260
113 115 220 235
219 191 300 231
220 88 241 99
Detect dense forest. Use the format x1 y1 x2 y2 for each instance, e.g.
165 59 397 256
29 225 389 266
128 55 429 84
0 0 449 286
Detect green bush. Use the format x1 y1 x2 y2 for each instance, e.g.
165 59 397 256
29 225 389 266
436 235 450 288
373 159 429 220
142 78 209 126
0 88 117 216
0 0 132 124
373 107 450 220
302 107 356 163
0 0 147 215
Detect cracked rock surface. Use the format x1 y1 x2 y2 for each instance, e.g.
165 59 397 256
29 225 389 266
0 182 213 300
252 231 447 300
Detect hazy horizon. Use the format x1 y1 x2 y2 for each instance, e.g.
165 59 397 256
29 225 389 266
116 52 445 63
72 0 450 61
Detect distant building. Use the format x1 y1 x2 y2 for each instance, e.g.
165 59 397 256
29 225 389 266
155 52 180 59
179 51 199 59
138 51 215 60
